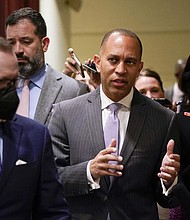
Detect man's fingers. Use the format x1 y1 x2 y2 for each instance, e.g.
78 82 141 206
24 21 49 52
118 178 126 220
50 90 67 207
166 139 175 155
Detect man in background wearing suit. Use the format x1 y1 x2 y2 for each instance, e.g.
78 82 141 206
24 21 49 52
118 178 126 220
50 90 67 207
165 58 187 113
5 7 87 125
0 37 70 219
49 28 180 220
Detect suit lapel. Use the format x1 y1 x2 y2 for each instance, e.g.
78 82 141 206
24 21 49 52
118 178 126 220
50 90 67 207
86 89 149 187
34 66 62 124
86 89 105 156
0 120 23 194
86 89 110 187
120 90 148 166
109 90 148 187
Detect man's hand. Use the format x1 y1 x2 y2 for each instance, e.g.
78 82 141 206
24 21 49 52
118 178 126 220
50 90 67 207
63 56 78 76
90 139 123 180
158 139 180 188
84 59 101 89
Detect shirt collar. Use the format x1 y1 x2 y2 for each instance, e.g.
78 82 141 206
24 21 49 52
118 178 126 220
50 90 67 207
29 64 47 88
100 84 134 110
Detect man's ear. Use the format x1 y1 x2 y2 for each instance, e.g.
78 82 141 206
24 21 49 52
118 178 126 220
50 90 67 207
42 37 50 52
139 61 144 72
137 61 144 77
93 54 101 73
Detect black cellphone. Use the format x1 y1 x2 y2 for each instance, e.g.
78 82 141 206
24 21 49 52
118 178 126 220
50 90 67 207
83 63 98 74
153 98 172 108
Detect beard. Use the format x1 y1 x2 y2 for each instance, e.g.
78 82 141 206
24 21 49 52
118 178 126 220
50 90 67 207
17 49 44 78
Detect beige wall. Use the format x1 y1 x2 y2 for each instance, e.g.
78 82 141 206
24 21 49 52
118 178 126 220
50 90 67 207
69 0 190 89
41 0 190 89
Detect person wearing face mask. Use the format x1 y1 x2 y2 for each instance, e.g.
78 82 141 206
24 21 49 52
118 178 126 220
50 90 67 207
0 37 70 219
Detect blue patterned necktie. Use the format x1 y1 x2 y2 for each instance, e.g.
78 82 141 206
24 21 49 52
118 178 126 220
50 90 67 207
104 103 121 157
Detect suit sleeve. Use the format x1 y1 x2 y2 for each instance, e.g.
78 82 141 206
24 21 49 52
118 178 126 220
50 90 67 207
32 126 71 220
77 81 89 95
48 102 90 197
156 114 181 208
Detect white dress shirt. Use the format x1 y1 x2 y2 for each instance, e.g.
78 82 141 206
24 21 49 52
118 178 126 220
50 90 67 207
101 86 133 152
87 86 133 189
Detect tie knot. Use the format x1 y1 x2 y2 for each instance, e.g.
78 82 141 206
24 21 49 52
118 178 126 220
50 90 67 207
108 103 122 113
24 79 30 86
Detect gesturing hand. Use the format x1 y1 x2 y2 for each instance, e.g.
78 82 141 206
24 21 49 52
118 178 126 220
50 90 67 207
90 139 123 180
158 139 180 189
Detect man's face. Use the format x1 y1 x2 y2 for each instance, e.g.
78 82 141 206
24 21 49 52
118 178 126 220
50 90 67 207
0 51 18 89
135 76 164 98
6 19 48 77
94 33 143 102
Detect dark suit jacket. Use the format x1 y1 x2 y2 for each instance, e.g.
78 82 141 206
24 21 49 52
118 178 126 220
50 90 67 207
0 114 70 220
171 113 190 216
176 113 190 184
34 64 88 125
49 87 180 220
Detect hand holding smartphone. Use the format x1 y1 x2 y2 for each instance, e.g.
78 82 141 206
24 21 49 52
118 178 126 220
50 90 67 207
68 48 85 78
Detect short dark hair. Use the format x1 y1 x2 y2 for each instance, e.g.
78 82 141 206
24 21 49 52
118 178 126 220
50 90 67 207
0 36 13 53
139 68 164 92
100 28 143 59
180 55 190 96
5 7 47 39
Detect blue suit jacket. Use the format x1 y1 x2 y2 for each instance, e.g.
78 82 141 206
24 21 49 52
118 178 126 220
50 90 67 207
0 114 70 220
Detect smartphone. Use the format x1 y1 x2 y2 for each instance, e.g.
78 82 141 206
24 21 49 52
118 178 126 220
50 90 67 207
68 48 85 78
83 63 98 74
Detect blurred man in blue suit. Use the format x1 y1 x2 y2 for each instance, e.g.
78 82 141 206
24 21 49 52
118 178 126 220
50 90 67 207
0 36 70 219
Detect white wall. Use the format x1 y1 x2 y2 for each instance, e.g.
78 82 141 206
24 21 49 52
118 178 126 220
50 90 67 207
40 0 70 72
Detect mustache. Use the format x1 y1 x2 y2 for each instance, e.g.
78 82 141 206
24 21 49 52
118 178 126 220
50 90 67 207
16 54 30 61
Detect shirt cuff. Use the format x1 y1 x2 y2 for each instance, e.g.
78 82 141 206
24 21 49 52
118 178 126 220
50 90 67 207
87 160 100 190
161 176 178 196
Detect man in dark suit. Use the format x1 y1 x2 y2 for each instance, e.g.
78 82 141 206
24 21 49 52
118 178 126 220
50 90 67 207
0 37 70 219
49 29 180 220
5 7 87 125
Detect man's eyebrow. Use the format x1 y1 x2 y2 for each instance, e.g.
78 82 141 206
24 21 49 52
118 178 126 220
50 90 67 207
7 36 32 40
126 57 137 60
